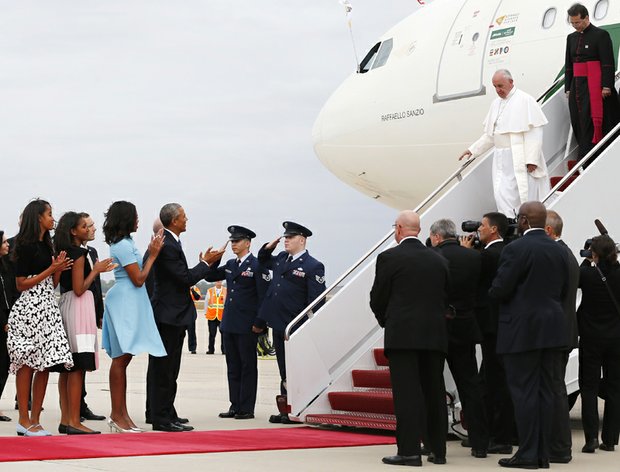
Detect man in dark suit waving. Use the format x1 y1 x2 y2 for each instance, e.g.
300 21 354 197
490 201 569 468
370 210 450 466
207 225 269 420
148 203 224 432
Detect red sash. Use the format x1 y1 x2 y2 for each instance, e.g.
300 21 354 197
574 61 603 143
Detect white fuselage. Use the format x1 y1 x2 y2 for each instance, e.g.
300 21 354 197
313 0 619 209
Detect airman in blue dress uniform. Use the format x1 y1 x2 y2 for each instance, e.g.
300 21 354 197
206 225 269 420
256 221 326 423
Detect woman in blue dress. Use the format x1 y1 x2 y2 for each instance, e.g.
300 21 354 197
102 201 166 433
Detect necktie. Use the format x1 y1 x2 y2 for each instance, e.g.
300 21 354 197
286 255 293 263
237 259 241 266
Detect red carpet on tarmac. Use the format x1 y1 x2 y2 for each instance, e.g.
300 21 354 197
0 427 396 462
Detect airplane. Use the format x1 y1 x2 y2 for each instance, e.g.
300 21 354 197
313 0 619 210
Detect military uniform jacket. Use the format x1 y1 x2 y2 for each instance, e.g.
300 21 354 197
206 253 269 334
152 235 211 327
257 245 326 332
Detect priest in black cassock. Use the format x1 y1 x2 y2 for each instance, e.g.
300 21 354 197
565 3 620 161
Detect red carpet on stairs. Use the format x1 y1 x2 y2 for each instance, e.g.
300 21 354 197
0 427 396 462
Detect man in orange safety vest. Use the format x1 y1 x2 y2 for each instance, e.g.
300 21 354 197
205 281 226 354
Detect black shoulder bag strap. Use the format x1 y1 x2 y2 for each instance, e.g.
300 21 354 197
595 264 620 317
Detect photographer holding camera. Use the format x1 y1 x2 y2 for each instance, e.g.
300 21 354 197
461 212 516 454
577 234 620 453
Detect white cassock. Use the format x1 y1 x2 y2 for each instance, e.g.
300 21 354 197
468 87 550 217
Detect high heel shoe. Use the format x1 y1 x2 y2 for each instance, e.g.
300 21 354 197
130 426 145 432
108 418 140 433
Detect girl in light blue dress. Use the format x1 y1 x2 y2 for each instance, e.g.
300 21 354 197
102 201 166 433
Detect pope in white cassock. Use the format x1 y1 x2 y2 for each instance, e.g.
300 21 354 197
460 69 550 217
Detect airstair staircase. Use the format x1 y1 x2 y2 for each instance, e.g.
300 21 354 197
284 72 620 433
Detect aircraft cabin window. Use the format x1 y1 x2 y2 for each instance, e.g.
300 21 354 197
594 0 609 20
359 42 381 73
372 38 393 70
542 8 557 28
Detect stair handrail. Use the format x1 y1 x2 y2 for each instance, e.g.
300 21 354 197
543 69 620 203
537 76 564 103
284 155 479 340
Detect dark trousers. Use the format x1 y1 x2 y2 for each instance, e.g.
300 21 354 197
579 337 620 445
187 318 197 352
223 331 258 414
550 349 572 456
0 330 8 399
147 323 186 426
480 332 516 445
388 349 447 458
503 349 555 462
447 341 488 451
273 330 287 395
207 319 223 353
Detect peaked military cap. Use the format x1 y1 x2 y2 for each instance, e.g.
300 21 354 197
282 221 312 237
227 225 256 241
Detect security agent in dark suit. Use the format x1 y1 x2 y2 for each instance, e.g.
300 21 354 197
461 212 516 454
544 210 579 462
490 201 569 469
370 211 450 466
430 218 488 458
147 203 224 432
257 221 326 424
206 226 269 420
77 214 107 422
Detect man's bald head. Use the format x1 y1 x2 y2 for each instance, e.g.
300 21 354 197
518 201 547 231
545 210 563 239
394 210 421 243
153 218 164 234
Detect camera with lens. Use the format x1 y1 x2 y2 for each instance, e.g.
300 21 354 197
580 239 593 259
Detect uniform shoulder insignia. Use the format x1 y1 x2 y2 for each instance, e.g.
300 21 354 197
315 275 325 284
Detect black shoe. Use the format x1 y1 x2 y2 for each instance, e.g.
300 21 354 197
234 412 255 420
460 438 470 447
582 439 599 453
498 456 539 469
538 459 550 469
206 351 214 355
427 453 446 464
153 422 185 432
145 417 152 424
471 449 487 458
488 443 514 454
420 446 431 456
173 421 194 431
190 351 196 354
219 410 237 419
58 424 68 434
599 443 615 451
66 425 101 435
549 455 571 463
81 407 106 421
280 414 300 424
0 415 11 422
176 417 189 424
382 455 422 466
269 413 283 423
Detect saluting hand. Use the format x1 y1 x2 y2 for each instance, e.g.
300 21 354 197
265 236 281 250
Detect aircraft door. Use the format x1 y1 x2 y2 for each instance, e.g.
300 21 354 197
433 0 503 103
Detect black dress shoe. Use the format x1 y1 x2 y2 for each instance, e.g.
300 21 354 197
269 413 283 423
599 443 615 451
538 459 550 469
382 455 422 466
427 453 446 464
471 449 488 458
420 446 431 456
461 438 471 448
58 424 68 434
206 351 214 355
0 415 11 422
190 351 196 354
549 455 572 463
66 425 101 435
234 412 255 420
280 415 300 424
582 439 599 453
173 422 194 431
81 407 106 421
488 443 514 454
498 456 539 469
176 417 189 424
153 422 185 432
219 410 237 419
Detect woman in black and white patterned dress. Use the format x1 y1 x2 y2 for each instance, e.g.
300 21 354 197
7 199 74 437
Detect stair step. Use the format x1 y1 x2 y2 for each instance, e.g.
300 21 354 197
373 348 389 367
567 159 579 171
352 369 392 388
305 413 396 430
550 174 578 192
328 391 394 414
